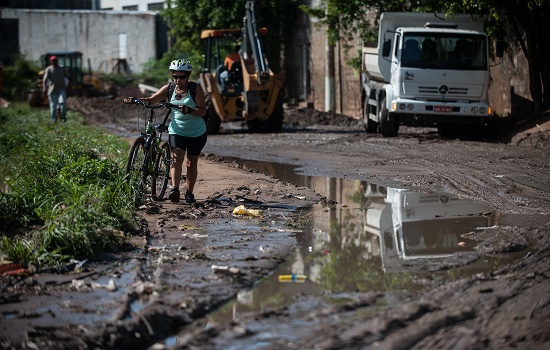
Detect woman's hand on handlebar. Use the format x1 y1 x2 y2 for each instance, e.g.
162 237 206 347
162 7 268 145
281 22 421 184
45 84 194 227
123 97 138 104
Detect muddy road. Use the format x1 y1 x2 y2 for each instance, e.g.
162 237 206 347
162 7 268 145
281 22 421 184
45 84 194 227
1 97 550 349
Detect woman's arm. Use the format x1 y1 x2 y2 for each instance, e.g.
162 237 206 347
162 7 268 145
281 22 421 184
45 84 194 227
191 83 206 117
123 84 169 104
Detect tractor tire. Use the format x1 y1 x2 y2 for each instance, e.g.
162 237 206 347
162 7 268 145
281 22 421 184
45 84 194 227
247 95 284 133
205 95 221 135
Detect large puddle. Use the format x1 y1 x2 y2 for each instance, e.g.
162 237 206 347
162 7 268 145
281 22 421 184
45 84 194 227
206 158 522 324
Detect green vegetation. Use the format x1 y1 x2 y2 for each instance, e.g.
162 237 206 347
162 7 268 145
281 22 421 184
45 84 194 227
161 0 297 76
0 104 140 270
1 57 41 101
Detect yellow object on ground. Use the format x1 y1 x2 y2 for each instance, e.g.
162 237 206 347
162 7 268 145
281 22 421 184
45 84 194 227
232 204 262 217
278 274 307 283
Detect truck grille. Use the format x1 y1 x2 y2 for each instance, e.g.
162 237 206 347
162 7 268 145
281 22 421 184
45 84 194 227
417 86 469 95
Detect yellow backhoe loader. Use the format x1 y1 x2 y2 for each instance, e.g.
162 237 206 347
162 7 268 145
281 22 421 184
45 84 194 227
198 1 284 134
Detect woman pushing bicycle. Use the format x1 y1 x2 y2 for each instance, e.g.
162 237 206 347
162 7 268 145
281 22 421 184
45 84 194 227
123 59 207 204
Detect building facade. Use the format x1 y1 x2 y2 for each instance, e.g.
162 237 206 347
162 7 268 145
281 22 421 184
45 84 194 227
1 8 160 74
99 0 165 11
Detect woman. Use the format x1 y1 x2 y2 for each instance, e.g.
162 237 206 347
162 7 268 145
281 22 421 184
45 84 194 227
123 59 207 203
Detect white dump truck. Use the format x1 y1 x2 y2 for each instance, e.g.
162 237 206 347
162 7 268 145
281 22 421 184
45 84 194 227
361 12 493 138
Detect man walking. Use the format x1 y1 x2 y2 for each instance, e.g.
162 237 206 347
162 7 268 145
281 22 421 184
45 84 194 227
42 56 70 122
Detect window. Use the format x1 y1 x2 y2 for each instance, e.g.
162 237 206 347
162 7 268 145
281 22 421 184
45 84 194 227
401 33 487 71
122 5 138 11
148 2 164 11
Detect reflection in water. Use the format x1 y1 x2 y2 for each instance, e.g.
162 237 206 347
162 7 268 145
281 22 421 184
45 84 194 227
364 185 492 272
207 159 501 325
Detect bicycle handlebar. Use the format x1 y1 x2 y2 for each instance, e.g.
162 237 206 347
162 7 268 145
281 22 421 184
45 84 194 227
127 98 180 110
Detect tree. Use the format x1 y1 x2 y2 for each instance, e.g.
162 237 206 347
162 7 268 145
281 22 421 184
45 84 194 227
303 0 550 115
161 0 297 75
439 0 550 114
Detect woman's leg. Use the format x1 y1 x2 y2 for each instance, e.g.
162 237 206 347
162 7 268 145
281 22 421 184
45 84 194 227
170 147 186 189
185 155 200 193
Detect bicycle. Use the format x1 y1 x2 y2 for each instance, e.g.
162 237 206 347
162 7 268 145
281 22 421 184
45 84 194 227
124 98 178 201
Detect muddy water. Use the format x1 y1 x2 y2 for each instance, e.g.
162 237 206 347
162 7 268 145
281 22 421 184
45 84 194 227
204 158 520 325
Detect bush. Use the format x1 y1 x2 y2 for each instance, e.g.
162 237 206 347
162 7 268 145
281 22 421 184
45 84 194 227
1 57 40 101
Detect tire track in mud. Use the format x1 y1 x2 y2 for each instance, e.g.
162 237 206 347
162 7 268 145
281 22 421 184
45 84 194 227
409 153 550 214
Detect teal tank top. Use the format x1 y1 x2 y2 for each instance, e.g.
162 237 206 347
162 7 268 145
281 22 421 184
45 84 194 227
168 86 206 137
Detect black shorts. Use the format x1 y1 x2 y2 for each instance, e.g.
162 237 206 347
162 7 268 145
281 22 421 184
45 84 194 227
169 132 207 156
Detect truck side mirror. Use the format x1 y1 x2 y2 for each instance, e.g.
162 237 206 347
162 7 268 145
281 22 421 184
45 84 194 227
382 40 392 57
495 41 505 58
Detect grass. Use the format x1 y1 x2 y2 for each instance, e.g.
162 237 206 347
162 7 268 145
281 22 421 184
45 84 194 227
0 103 142 270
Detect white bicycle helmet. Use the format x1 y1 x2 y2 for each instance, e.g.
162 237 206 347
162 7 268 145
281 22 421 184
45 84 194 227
169 59 192 72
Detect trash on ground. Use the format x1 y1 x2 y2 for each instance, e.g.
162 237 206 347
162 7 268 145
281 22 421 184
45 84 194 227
278 274 307 283
1 268 30 277
211 264 241 275
178 224 200 230
232 204 262 217
0 261 23 276
283 194 306 200
72 278 118 291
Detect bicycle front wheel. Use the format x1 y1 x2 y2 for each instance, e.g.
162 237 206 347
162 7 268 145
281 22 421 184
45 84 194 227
125 137 149 194
152 141 171 200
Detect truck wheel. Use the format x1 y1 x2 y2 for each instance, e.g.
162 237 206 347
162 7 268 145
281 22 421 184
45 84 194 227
380 99 399 137
437 126 455 138
363 97 378 133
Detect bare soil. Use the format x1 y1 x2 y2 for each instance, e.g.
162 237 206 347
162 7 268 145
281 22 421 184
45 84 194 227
1 95 549 349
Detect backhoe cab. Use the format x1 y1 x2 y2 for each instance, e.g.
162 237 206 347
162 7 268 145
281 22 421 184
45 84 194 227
198 0 284 134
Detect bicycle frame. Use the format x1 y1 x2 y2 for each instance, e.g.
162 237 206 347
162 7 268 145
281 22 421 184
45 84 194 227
125 100 177 201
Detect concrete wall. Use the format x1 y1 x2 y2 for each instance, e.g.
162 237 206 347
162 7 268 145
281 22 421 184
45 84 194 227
1 9 158 73
489 46 532 116
308 24 362 118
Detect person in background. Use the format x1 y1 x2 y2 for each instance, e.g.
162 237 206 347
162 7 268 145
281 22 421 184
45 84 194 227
421 38 437 62
123 59 207 204
224 46 241 72
42 56 70 122
219 45 241 85
403 39 421 62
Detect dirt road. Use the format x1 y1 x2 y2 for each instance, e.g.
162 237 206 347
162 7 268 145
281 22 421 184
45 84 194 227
1 97 549 349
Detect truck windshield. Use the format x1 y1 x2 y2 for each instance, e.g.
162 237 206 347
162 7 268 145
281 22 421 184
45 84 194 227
401 33 487 70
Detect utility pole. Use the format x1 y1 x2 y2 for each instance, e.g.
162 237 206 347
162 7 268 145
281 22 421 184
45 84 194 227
325 38 335 112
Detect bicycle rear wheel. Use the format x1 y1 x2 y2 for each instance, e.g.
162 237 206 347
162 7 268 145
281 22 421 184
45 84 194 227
152 141 171 200
125 137 150 194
